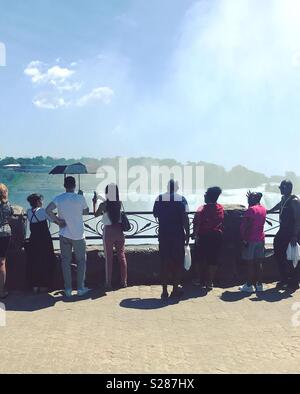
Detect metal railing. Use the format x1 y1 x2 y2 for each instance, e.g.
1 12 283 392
47 211 280 242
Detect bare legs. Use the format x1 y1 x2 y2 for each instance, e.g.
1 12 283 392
245 259 263 287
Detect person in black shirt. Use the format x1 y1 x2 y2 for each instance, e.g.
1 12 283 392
268 180 300 291
153 180 190 299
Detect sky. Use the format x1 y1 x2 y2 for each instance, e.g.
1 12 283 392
1 0 300 176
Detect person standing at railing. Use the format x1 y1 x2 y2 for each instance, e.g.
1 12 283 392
268 180 300 292
46 176 90 298
192 187 224 291
0 184 14 300
153 180 190 300
26 194 55 294
93 184 128 292
239 192 266 293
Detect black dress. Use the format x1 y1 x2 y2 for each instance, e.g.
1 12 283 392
26 210 55 289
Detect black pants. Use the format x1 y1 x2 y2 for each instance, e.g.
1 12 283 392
159 235 185 287
274 231 299 286
195 231 223 266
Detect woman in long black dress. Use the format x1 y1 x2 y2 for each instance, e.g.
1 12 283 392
26 194 55 293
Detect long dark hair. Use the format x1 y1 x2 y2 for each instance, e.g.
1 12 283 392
105 184 121 224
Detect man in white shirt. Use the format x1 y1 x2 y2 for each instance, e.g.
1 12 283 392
46 176 90 297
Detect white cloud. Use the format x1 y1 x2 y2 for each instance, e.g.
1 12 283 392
25 60 114 109
32 87 114 110
24 61 74 86
33 95 68 110
76 87 114 107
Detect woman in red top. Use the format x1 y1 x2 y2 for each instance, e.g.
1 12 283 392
193 187 224 291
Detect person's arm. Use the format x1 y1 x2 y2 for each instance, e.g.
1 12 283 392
183 211 190 246
267 201 281 214
46 202 66 228
80 196 89 216
153 199 160 219
291 200 300 245
94 202 106 218
192 211 200 240
241 217 252 242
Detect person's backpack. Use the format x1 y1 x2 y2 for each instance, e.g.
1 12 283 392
121 204 131 232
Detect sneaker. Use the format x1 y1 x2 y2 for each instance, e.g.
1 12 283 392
255 283 264 293
77 288 91 297
239 284 255 293
65 289 73 298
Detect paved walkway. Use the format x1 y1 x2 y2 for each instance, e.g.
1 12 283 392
1 284 300 374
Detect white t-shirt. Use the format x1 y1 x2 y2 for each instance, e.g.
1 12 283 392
27 207 50 223
53 193 88 240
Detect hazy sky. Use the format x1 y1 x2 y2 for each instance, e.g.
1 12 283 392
1 0 300 175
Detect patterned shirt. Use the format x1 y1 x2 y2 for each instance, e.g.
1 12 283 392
0 202 13 237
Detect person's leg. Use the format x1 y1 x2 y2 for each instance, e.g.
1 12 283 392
274 233 289 286
103 227 114 290
115 228 128 287
253 242 265 290
59 236 73 292
192 243 202 286
193 235 207 286
206 232 222 290
0 257 6 296
254 259 263 286
73 239 87 291
286 261 300 290
171 238 185 296
159 237 169 298
239 242 255 292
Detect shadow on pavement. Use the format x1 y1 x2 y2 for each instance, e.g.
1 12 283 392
250 288 294 303
220 287 294 303
120 285 209 310
4 288 106 312
220 290 251 302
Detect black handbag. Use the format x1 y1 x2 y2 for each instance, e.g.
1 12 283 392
121 204 131 232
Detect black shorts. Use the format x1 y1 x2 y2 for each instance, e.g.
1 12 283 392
159 236 185 267
195 232 223 266
0 236 11 258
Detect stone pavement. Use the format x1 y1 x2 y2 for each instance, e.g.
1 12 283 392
1 284 300 374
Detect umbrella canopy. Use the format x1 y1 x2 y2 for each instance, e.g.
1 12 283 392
49 162 88 175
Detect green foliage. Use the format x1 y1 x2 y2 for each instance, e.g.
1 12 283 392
0 155 298 190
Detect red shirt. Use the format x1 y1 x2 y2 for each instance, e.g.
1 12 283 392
193 204 225 236
240 204 266 242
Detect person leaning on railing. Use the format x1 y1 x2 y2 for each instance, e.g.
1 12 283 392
0 183 14 299
268 180 300 292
